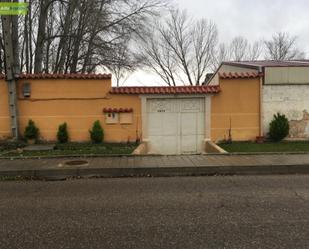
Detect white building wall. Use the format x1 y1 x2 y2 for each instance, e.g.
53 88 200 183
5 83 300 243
265 67 309 85
263 85 309 138
219 65 258 73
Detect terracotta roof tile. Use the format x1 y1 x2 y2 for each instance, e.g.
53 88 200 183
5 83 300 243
103 108 133 113
110 85 221 95
219 72 262 79
0 73 112 80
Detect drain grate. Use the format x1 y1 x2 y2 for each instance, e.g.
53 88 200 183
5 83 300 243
65 160 89 166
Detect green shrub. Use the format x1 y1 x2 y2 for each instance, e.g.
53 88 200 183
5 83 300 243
269 113 290 141
57 123 69 143
89 120 104 143
24 119 39 140
0 141 26 151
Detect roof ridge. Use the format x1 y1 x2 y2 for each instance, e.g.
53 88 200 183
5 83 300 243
110 85 221 95
223 60 309 68
112 85 209 88
219 71 263 79
0 73 112 80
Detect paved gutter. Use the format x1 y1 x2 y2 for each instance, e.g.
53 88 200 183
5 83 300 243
2 164 309 180
0 154 309 180
2 151 309 160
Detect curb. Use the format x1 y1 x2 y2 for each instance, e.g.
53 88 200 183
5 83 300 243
0 153 164 160
1 164 309 180
2 151 309 160
0 154 132 160
3 152 309 160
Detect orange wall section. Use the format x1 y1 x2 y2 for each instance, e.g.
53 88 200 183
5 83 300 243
18 78 141 142
1 76 261 143
0 80 11 139
0 78 142 142
211 78 260 142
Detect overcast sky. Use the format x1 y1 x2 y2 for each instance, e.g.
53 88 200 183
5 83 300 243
175 0 309 50
123 0 309 86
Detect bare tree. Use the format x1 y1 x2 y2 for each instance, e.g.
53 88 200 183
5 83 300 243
264 32 306 60
229 37 262 61
1 0 166 76
54 0 78 73
211 36 262 71
248 41 262 61
34 0 49 73
229 36 249 61
107 38 140 87
12 0 20 74
210 43 228 71
140 9 218 86
191 19 217 85
0 28 4 73
139 29 178 86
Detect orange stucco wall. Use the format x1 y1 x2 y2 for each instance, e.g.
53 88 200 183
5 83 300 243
0 78 141 142
211 78 260 142
1 76 261 143
0 80 10 139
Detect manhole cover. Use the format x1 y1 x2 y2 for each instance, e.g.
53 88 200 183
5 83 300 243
65 160 89 166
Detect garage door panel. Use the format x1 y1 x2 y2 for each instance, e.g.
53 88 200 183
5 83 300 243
163 113 178 136
147 98 205 154
197 112 205 135
181 113 197 135
181 99 203 113
148 136 178 155
197 135 205 148
163 136 178 154
148 135 178 154
181 135 197 154
148 113 162 136
147 136 162 154
147 99 179 113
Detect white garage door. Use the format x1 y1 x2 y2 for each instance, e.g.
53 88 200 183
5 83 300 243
147 98 205 155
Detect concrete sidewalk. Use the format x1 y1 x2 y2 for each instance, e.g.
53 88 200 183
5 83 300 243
1 154 309 179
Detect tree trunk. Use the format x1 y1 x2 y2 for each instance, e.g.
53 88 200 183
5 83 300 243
70 4 86 73
0 31 3 73
82 1 104 73
29 1 33 73
12 0 20 74
54 0 77 73
34 0 49 73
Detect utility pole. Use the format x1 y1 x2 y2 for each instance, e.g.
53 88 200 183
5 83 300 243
1 14 19 139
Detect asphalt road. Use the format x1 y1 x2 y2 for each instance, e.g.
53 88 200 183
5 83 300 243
1 175 309 249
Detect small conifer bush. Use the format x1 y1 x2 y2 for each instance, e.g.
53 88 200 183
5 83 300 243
57 123 69 143
24 119 39 141
89 120 104 143
269 113 289 141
